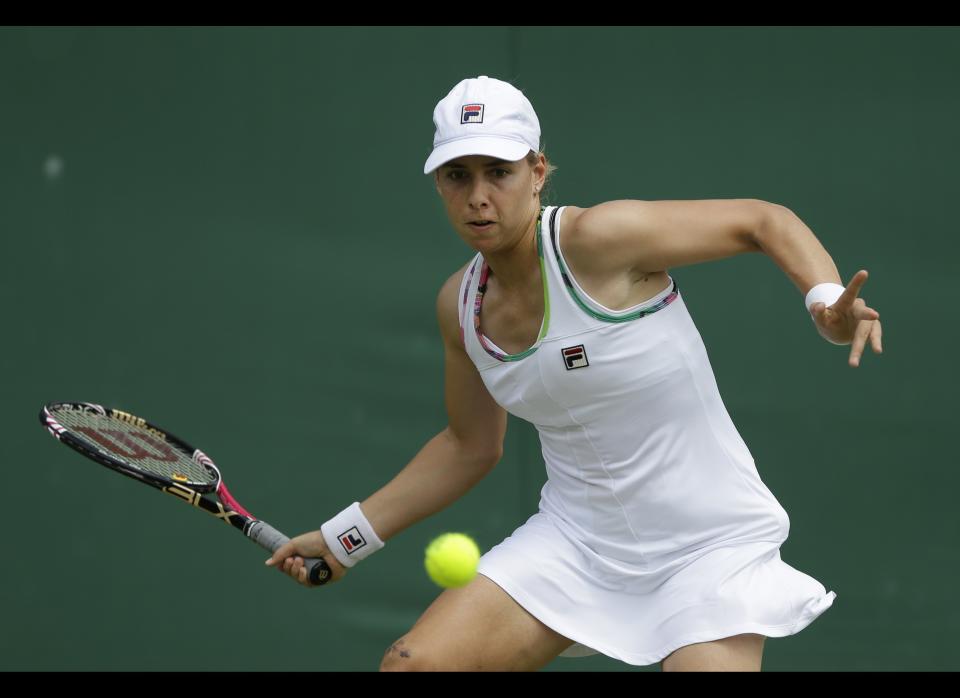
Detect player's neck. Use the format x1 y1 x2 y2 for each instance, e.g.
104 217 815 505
483 210 540 294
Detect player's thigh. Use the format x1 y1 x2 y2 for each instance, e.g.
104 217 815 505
380 573 575 671
661 633 766 672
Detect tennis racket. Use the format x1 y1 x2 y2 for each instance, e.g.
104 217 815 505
40 401 331 585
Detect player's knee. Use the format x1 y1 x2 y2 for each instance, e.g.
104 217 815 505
380 636 429 672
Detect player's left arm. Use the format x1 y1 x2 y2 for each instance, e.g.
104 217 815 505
567 199 882 367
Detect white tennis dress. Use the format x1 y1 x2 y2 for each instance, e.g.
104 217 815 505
459 205 836 666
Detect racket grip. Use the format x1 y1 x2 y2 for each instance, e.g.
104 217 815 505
247 520 333 585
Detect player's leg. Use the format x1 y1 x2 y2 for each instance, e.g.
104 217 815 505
380 573 575 671
661 633 766 672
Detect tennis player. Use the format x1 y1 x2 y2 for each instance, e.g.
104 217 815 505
267 75 883 671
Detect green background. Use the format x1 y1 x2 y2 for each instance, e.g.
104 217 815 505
1 27 954 671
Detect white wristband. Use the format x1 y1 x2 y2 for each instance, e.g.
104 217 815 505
321 502 385 568
805 282 847 345
804 282 845 314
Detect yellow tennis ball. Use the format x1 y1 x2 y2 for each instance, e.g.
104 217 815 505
424 533 480 588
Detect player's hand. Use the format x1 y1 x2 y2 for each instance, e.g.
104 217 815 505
809 269 883 367
265 530 348 587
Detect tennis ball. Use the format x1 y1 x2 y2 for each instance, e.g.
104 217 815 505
424 533 480 588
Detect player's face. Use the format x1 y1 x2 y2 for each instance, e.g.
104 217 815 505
435 154 544 252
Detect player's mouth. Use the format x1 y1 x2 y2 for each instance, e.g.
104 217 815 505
467 220 495 231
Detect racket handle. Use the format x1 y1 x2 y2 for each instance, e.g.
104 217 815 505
247 521 332 585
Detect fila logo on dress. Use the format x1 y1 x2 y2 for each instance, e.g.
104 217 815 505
562 345 589 370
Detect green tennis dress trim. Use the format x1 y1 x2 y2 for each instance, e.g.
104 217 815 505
473 208 551 362
548 209 679 323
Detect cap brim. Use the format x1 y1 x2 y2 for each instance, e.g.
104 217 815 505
423 137 532 174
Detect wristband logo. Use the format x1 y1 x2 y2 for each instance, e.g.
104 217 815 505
338 527 367 555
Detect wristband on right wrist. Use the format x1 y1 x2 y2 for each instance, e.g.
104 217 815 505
804 282 847 346
321 502 385 568
804 282 845 314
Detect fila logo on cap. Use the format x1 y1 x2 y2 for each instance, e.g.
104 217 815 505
461 104 484 124
562 345 589 370
338 527 367 555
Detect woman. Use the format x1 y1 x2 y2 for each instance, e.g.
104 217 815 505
267 75 883 671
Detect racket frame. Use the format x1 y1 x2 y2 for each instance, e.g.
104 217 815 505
40 401 331 584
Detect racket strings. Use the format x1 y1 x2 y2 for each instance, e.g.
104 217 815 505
50 408 216 486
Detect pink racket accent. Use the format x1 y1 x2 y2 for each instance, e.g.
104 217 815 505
192 449 215 468
217 481 254 519
44 411 67 440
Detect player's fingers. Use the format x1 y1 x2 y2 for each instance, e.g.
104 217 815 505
871 320 883 353
811 302 830 324
849 320 874 367
837 270 868 308
265 540 297 567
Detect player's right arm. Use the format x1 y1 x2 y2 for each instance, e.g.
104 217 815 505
267 263 506 585
359 263 507 541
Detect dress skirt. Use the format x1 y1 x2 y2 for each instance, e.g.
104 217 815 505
477 511 836 666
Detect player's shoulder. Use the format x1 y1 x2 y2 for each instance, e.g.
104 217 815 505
556 204 588 237
554 203 612 271
559 201 651 240
556 203 586 220
438 257 476 305
556 201 658 275
436 256 478 343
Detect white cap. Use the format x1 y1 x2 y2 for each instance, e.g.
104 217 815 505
423 75 541 175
